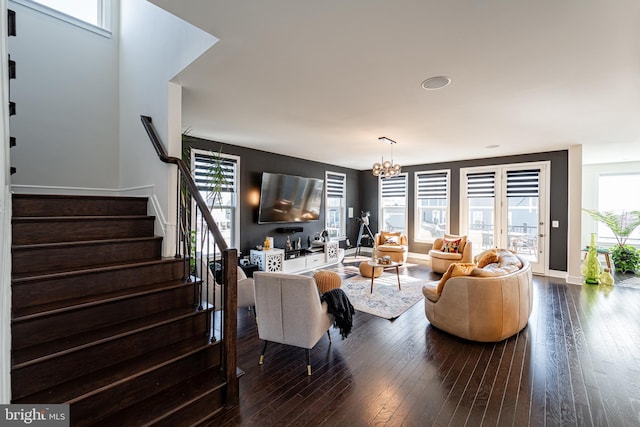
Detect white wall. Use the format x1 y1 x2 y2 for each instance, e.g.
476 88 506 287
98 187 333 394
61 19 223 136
582 160 640 247
118 0 216 255
7 0 120 190
1 0 12 402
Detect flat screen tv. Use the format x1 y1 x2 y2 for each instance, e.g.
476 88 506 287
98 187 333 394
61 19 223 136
258 172 324 223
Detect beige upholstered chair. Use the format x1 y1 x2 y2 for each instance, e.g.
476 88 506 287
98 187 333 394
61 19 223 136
428 234 473 274
253 272 333 375
374 231 408 263
423 254 532 342
197 257 256 311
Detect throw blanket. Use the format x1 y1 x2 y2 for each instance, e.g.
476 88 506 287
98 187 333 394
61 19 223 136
321 288 355 339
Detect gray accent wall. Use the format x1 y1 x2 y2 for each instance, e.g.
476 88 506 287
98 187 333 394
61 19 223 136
360 150 569 271
185 136 569 272
183 137 362 258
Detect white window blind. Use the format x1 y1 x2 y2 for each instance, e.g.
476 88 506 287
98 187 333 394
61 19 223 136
467 172 495 198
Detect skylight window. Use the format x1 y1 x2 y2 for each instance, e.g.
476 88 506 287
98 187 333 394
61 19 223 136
12 0 111 36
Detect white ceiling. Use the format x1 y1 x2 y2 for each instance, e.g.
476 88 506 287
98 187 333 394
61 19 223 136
150 0 640 170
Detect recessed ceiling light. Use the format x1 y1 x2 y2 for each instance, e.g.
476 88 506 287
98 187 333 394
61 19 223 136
485 144 500 149
421 76 451 90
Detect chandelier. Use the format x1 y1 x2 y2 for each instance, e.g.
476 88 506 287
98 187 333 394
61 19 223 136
372 137 402 177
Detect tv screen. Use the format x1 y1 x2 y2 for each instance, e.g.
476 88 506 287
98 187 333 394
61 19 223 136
258 172 324 223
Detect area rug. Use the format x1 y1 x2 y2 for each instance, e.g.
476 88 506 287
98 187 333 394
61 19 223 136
340 272 426 320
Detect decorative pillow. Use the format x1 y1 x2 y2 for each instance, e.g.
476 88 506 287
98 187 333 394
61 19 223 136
475 249 500 268
441 238 462 253
437 262 476 295
381 231 401 242
384 236 400 245
444 234 467 252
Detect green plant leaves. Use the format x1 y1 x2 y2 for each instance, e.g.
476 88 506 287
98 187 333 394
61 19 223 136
583 209 640 246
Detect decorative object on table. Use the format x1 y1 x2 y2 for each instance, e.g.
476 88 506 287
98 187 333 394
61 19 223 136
263 236 270 250
286 235 292 251
583 233 602 285
297 237 302 250
321 229 329 242
599 268 615 286
377 255 392 265
583 209 640 273
256 244 263 250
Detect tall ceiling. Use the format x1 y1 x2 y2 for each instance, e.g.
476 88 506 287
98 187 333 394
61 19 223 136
150 0 640 170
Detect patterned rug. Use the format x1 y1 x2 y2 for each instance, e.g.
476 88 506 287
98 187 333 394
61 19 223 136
340 272 426 320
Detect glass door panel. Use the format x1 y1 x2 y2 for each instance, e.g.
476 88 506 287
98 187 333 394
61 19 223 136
468 197 495 253
461 163 548 275
507 196 539 263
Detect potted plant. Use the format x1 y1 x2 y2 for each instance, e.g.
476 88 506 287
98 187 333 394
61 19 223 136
182 130 230 274
583 209 640 273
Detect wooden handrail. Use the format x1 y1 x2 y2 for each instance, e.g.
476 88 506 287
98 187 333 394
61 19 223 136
141 115 239 407
140 115 228 251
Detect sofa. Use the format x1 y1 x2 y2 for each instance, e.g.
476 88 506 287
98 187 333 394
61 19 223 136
374 231 408 263
422 249 532 342
428 234 474 274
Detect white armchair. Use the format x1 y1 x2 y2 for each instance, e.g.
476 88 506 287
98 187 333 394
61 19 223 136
253 272 333 375
197 257 256 311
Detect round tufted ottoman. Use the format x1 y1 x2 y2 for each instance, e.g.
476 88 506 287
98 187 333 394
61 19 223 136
359 261 383 278
313 270 342 293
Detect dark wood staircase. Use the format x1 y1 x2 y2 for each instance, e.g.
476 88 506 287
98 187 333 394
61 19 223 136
11 194 228 426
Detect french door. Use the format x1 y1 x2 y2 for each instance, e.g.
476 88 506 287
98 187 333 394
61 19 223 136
460 162 549 275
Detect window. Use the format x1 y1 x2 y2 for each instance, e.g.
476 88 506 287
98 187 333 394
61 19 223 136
13 0 111 35
597 173 640 246
325 171 346 239
415 170 449 242
379 173 407 234
192 149 240 251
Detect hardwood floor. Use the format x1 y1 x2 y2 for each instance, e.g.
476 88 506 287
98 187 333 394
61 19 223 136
206 259 640 426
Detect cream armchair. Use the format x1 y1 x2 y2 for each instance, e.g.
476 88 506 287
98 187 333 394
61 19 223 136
374 231 408 263
253 272 333 376
197 257 256 311
428 234 473 274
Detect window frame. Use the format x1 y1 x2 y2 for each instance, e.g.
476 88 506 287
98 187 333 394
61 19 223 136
190 148 241 251
378 173 408 234
414 169 450 243
596 172 640 247
324 171 347 239
11 0 112 37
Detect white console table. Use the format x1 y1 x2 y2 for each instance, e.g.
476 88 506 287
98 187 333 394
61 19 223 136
250 248 284 272
251 241 341 274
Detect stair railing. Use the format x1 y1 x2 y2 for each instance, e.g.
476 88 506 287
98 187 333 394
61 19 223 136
141 115 239 406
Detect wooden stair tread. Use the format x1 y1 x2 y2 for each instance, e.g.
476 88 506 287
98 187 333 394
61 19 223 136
11 258 185 283
17 337 217 404
12 305 207 366
93 367 225 426
12 235 163 251
12 279 198 320
12 215 154 222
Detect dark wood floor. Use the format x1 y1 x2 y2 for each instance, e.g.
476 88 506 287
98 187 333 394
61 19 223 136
206 259 640 426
